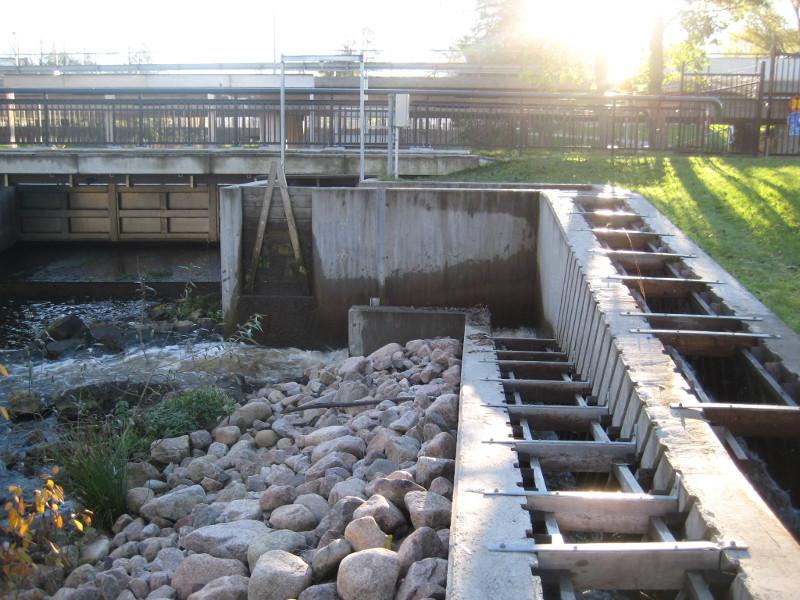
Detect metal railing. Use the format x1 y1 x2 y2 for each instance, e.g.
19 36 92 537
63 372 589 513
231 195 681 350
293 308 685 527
0 90 725 153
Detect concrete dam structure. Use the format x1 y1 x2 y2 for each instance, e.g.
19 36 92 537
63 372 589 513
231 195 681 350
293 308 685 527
1 176 799 598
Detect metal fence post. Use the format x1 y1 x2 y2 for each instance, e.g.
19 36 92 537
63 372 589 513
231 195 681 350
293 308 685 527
280 58 286 171
754 61 766 156
359 55 366 182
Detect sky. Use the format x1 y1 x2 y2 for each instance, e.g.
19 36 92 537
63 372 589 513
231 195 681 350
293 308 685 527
3 0 682 82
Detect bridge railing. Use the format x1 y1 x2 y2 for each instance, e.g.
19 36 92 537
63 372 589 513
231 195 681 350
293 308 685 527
0 90 727 153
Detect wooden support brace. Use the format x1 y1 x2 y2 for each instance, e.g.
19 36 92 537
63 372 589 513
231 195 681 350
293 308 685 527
492 337 559 350
505 439 637 472
244 162 277 294
673 403 800 437
496 350 569 361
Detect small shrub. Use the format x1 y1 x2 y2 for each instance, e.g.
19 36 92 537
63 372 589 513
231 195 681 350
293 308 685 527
1 474 92 592
137 386 232 443
57 426 130 530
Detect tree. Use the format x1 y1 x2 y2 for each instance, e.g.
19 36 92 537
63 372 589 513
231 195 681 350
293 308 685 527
457 0 592 91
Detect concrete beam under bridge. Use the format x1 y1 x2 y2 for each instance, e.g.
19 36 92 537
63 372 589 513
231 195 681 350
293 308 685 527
0 148 483 178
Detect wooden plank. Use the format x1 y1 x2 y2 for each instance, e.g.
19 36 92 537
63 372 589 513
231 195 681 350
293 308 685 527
635 329 772 356
487 404 607 431
509 439 637 472
245 162 277 294
594 249 692 270
677 403 800 437
207 179 219 242
740 348 798 407
496 350 569 361
498 379 592 395
492 541 724 590
277 166 303 264
495 360 575 377
487 490 678 534
624 312 756 331
612 275 722 298
576 210 642 227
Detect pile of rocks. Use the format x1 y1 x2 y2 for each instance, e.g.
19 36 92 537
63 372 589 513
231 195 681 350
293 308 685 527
45 337 462 600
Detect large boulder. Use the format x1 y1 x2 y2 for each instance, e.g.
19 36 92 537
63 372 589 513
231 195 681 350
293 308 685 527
182 520 269 563
140 485 206 522
310 436 366 463
171 554 246 600
248 550 312 600
336 548 400 600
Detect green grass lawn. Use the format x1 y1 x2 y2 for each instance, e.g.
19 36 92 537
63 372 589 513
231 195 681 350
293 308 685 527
445 151 800 333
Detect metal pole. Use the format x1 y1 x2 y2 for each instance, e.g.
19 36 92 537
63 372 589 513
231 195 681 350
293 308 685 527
386 94 394 178
754 61 766 156
280 58 286 171
359 55 366 182
394 124 399 179
764 37 777 158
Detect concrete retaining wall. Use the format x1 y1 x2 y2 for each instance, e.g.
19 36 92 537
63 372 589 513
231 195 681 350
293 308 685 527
312 187 539 339
348 306 467 356
0 186 18 253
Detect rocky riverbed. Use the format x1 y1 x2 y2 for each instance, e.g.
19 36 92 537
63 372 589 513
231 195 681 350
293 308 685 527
11 336 462 600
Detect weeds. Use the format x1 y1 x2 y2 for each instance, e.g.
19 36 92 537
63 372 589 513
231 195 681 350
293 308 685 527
56 425 129 531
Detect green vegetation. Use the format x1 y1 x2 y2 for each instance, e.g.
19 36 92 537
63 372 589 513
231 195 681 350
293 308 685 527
134 386 233 446
57 426 129 530
446 150 800 333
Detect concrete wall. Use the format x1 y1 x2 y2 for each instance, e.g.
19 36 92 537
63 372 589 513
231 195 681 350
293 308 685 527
0 186 18 253
312 187 540 339
219 185 242 334
348 306 467 356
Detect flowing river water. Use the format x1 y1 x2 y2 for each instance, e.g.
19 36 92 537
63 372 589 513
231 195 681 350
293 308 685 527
0 297 346 498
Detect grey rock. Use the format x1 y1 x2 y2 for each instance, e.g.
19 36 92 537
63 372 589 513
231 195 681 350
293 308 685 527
311 538 352 581
220 499 262 522
247 529 307 572
140 485 207 522
336 549 400 600
154 547 186 573
418 432 456 460
151 436 191 465
404 492 452 530
368 477 425 508
395 557 448 600
352 494 407 534
327 478 367 506
213 426 241 446
248 550 312 600
269 504 318 532
127 487 156 514
215 482 248 503
47 314 88 341
186 575 249 600
172 554 247 600
254 430 278 449
95 567 130 600
128 462 162 489
396 527 446 575
259 485 297 511
182 520 269 563
294 493 330 521
325 496 365 535
310 436 366 463
305 452 358 481
64 564 97 588
297 583 339 600
429 477 453 499
424 395 458 430
147 586 177 600
298 425 350 449
344 516 389 552
414 457 455 488
80 537 111 564
189 430 213 451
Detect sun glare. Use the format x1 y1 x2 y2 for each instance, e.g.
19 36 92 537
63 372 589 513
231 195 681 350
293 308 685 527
521 0 668 83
